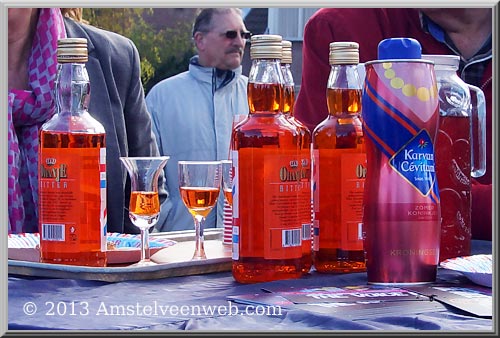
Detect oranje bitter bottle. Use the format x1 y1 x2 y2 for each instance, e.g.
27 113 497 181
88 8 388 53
281 40 313 275
39 38 107 267
232 34 303 283
312 42 367 273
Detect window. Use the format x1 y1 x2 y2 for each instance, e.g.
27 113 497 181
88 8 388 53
267 8 319 40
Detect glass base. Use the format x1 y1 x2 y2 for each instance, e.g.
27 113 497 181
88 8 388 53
191 253 207 260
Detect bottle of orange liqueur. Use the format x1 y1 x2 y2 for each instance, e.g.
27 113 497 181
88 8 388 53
312 42 366 273
39 38 107 267
280 40 313 275
232 34 303 283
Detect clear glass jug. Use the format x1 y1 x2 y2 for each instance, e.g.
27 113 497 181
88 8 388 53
423 54 486 262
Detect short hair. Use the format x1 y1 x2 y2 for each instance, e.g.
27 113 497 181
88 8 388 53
192 8 243 37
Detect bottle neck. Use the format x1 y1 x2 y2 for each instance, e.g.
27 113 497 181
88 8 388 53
55 62 90 116
280 63 295 116
327 63 362 118
280 63 294 86
248 58 284 115
433 64 462 86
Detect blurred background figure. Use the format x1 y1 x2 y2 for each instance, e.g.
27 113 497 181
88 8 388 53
8 8 166 234
294 8 492 241
146 8 250 232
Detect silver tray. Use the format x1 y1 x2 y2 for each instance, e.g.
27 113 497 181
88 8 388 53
8 230 232 282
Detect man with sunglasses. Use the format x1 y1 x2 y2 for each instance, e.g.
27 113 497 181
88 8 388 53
146 8 250 232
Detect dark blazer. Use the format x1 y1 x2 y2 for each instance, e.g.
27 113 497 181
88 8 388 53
64 17 167 234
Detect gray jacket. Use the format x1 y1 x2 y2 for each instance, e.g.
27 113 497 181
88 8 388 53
64 18 167 234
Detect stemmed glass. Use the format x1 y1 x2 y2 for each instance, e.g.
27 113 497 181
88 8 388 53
178 161 222 260
120 156 169 266
221 160 234 207
221 160 234 246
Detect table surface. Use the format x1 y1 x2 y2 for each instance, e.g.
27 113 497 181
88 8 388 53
7 240 494 332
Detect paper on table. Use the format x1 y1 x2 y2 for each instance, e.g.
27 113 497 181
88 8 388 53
8 232 177 265
440 254 492 288
402 283 492 318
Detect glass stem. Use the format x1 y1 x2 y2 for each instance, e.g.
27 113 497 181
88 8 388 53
193 215 207 259
140 229 151 263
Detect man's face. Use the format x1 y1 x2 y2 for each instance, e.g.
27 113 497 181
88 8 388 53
195 11 249 70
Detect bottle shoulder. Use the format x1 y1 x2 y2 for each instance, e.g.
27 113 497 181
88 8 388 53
41 110 105 134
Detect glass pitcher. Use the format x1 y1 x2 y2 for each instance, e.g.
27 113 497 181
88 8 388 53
423 54 486 262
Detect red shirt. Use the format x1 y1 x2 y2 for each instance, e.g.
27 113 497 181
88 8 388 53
295 8 492 240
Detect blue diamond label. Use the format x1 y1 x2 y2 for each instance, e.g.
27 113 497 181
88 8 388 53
389 130 436 196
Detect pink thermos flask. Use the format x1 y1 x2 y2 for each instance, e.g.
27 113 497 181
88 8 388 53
361 38 441 284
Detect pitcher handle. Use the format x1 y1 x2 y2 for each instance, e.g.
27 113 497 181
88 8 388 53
467 84 486 178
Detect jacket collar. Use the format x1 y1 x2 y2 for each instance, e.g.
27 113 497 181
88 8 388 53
189 55 242 93
419 12 492 64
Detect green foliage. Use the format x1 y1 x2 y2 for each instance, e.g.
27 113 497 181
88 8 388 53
83 8 195 95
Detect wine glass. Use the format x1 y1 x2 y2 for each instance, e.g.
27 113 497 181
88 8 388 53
221 160 234 245
221 160 234 207
120 156 169 266
178 161 222 260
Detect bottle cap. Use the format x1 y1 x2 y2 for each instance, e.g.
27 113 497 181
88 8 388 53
57 38 88 63
281 40 292 64
329 41 359 65
250 34 283 60
422 54 459 69
378 38 421 60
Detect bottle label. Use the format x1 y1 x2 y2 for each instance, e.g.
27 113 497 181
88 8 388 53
312 149 366 250
231 150 239 260
312 220 320 252
389 129 437 197
99 148 107 252
234 148 302 260
311 148 320 252
39 147 106 253
340 153 366 249
232 225 239 260
298 153 312 251
363 61 440 203
376 202 439 221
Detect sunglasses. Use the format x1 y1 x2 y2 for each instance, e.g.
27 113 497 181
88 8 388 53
220 30 252 40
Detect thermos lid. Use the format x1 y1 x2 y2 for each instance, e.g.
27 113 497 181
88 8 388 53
281 40 292 64
250 34 283 60
378 38 421 60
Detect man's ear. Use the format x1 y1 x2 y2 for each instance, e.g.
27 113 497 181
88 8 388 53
193 31 206 51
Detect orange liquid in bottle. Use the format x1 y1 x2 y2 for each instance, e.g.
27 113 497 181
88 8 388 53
313 88 366 273
39 131 106 267
284 83 313 274
232 82 302 283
